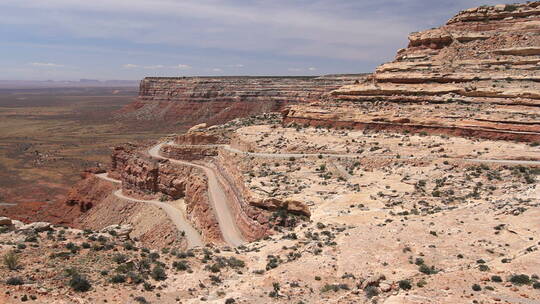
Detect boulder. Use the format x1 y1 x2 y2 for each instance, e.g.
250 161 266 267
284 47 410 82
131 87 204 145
361 273 386 289
0 217 12 226
20 222 52 232
285 199 311 217
379 282 392 292
188 123 207 133
11 220 24 229
101 224 133 240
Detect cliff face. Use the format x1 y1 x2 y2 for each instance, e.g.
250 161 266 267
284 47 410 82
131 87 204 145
118 75 365 128
110 144 223 243
284 2 540 142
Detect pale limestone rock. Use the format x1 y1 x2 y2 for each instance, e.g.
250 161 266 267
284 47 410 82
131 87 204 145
101 224 133 240
0 217 12 226
188 123 207 133
20 222 52 232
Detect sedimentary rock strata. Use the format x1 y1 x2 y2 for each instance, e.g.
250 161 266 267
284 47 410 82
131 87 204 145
284 2 540 142
119 75 365 127
110 144 222 243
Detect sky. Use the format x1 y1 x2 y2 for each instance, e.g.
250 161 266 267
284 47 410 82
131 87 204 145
0 0 510 80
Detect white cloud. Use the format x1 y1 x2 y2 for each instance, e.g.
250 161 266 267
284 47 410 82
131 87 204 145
287 68 302 72
308 67 317 71
212 68 223 72
29 62 64 67
143 65 165 69
173 64 192 70
0 0 413 61
227 64 244 68
122 63 139 69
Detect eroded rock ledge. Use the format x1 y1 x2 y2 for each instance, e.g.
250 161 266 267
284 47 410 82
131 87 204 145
283 1 540 142
117 75 365 128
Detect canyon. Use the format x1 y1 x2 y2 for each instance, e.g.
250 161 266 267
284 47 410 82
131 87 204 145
1 2 539 304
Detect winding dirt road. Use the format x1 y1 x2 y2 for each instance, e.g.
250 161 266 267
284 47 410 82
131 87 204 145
149 143 245 247
175 143 540 166
96 173 203 248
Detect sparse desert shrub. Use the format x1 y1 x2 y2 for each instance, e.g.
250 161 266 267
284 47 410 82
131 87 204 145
143 282 154 291
226 257 245 268
3 251 20 270
419 264 439 275
6 276 24 285
491 275 502 282
509 274 530 285
110 274 126 284
209 275 222 284
478 264 490 272
127 272 144 284
150 265 167 281
364 285 379 298
69 274 91 292
472 284 482 291
113 253 128 264
172 260 189 271
134 296 149 304
269 282 281 297
399 280 412 290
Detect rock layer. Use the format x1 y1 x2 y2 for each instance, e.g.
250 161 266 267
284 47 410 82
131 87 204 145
118 75 365 128
110 144 223 243
284 2 540 142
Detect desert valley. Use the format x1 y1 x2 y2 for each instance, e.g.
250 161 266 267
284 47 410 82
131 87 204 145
0 1 539 304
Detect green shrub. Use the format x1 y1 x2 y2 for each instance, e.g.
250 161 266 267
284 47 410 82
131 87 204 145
6 276 24 285
134 297 149 304
398 280 412 290
419 264 439 275
127 272 144 285
172 260 189 271
364 286 379 298
110 274 126 284
509 274 530 285
472 284 481 291
143 282 154 291
150 266 167 281
113 254 128 264
478 265 490 272
69 274 91 292
491 275 502 282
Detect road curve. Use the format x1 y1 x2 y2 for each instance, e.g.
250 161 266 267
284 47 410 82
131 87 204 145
96 173 203 249
149 142 245 247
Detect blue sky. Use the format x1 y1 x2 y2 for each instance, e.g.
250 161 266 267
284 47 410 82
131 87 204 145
0 0 509 80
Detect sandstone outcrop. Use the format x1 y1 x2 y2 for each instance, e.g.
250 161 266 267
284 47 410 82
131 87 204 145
19 222 52 232
284 2 540 142
101 224 133 240
110 144 223 243
118 75 365 128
